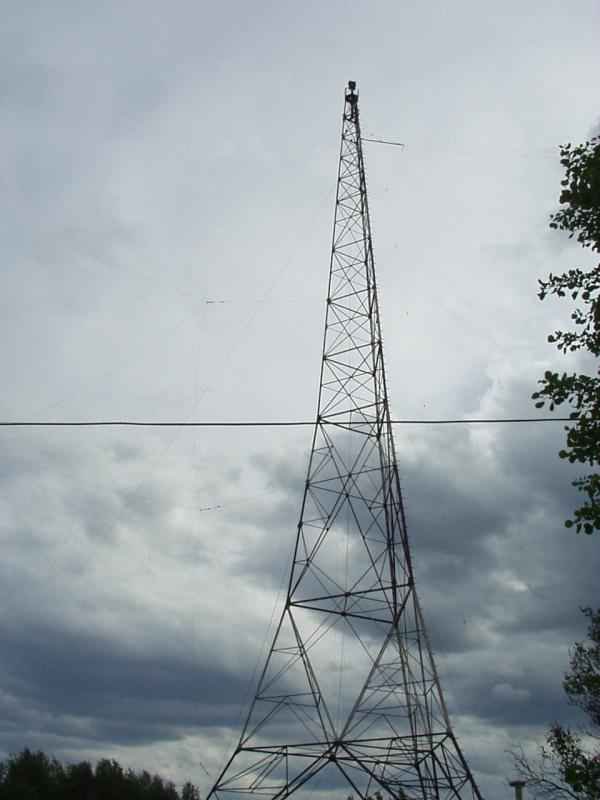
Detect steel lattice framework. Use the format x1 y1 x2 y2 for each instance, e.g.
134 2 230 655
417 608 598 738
207 81 483 800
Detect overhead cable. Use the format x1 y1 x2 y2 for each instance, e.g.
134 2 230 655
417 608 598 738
0 417 574 428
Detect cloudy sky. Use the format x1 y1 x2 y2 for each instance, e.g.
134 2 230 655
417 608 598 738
1 1 600 798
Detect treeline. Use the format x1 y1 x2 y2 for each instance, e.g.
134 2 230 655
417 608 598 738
0 749 201 800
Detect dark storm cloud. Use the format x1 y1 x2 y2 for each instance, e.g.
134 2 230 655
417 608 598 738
0 433 255 753
238 408 581 593
442 636 579 729
0 618 248 749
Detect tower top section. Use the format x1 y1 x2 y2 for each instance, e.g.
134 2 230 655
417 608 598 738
345 79 358 120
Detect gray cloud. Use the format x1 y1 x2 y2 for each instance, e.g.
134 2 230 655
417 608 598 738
0 619 247 742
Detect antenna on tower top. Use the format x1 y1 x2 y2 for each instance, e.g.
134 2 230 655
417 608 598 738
346 79 358 119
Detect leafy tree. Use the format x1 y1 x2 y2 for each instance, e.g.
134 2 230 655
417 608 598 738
512 608 600 799
63 760 94 800
0 750 200 800
0 749 64 800
564 608 600 727
94 757 126 799
532 135 600 534
182 783 201 800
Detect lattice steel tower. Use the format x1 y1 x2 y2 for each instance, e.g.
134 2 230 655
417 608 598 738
207 82 483 800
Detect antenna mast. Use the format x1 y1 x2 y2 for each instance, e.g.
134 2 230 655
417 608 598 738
207 81 483 800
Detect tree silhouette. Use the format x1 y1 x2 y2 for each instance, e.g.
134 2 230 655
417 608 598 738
0 750 200 800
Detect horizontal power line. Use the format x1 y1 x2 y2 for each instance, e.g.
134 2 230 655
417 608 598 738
0 417 574 428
